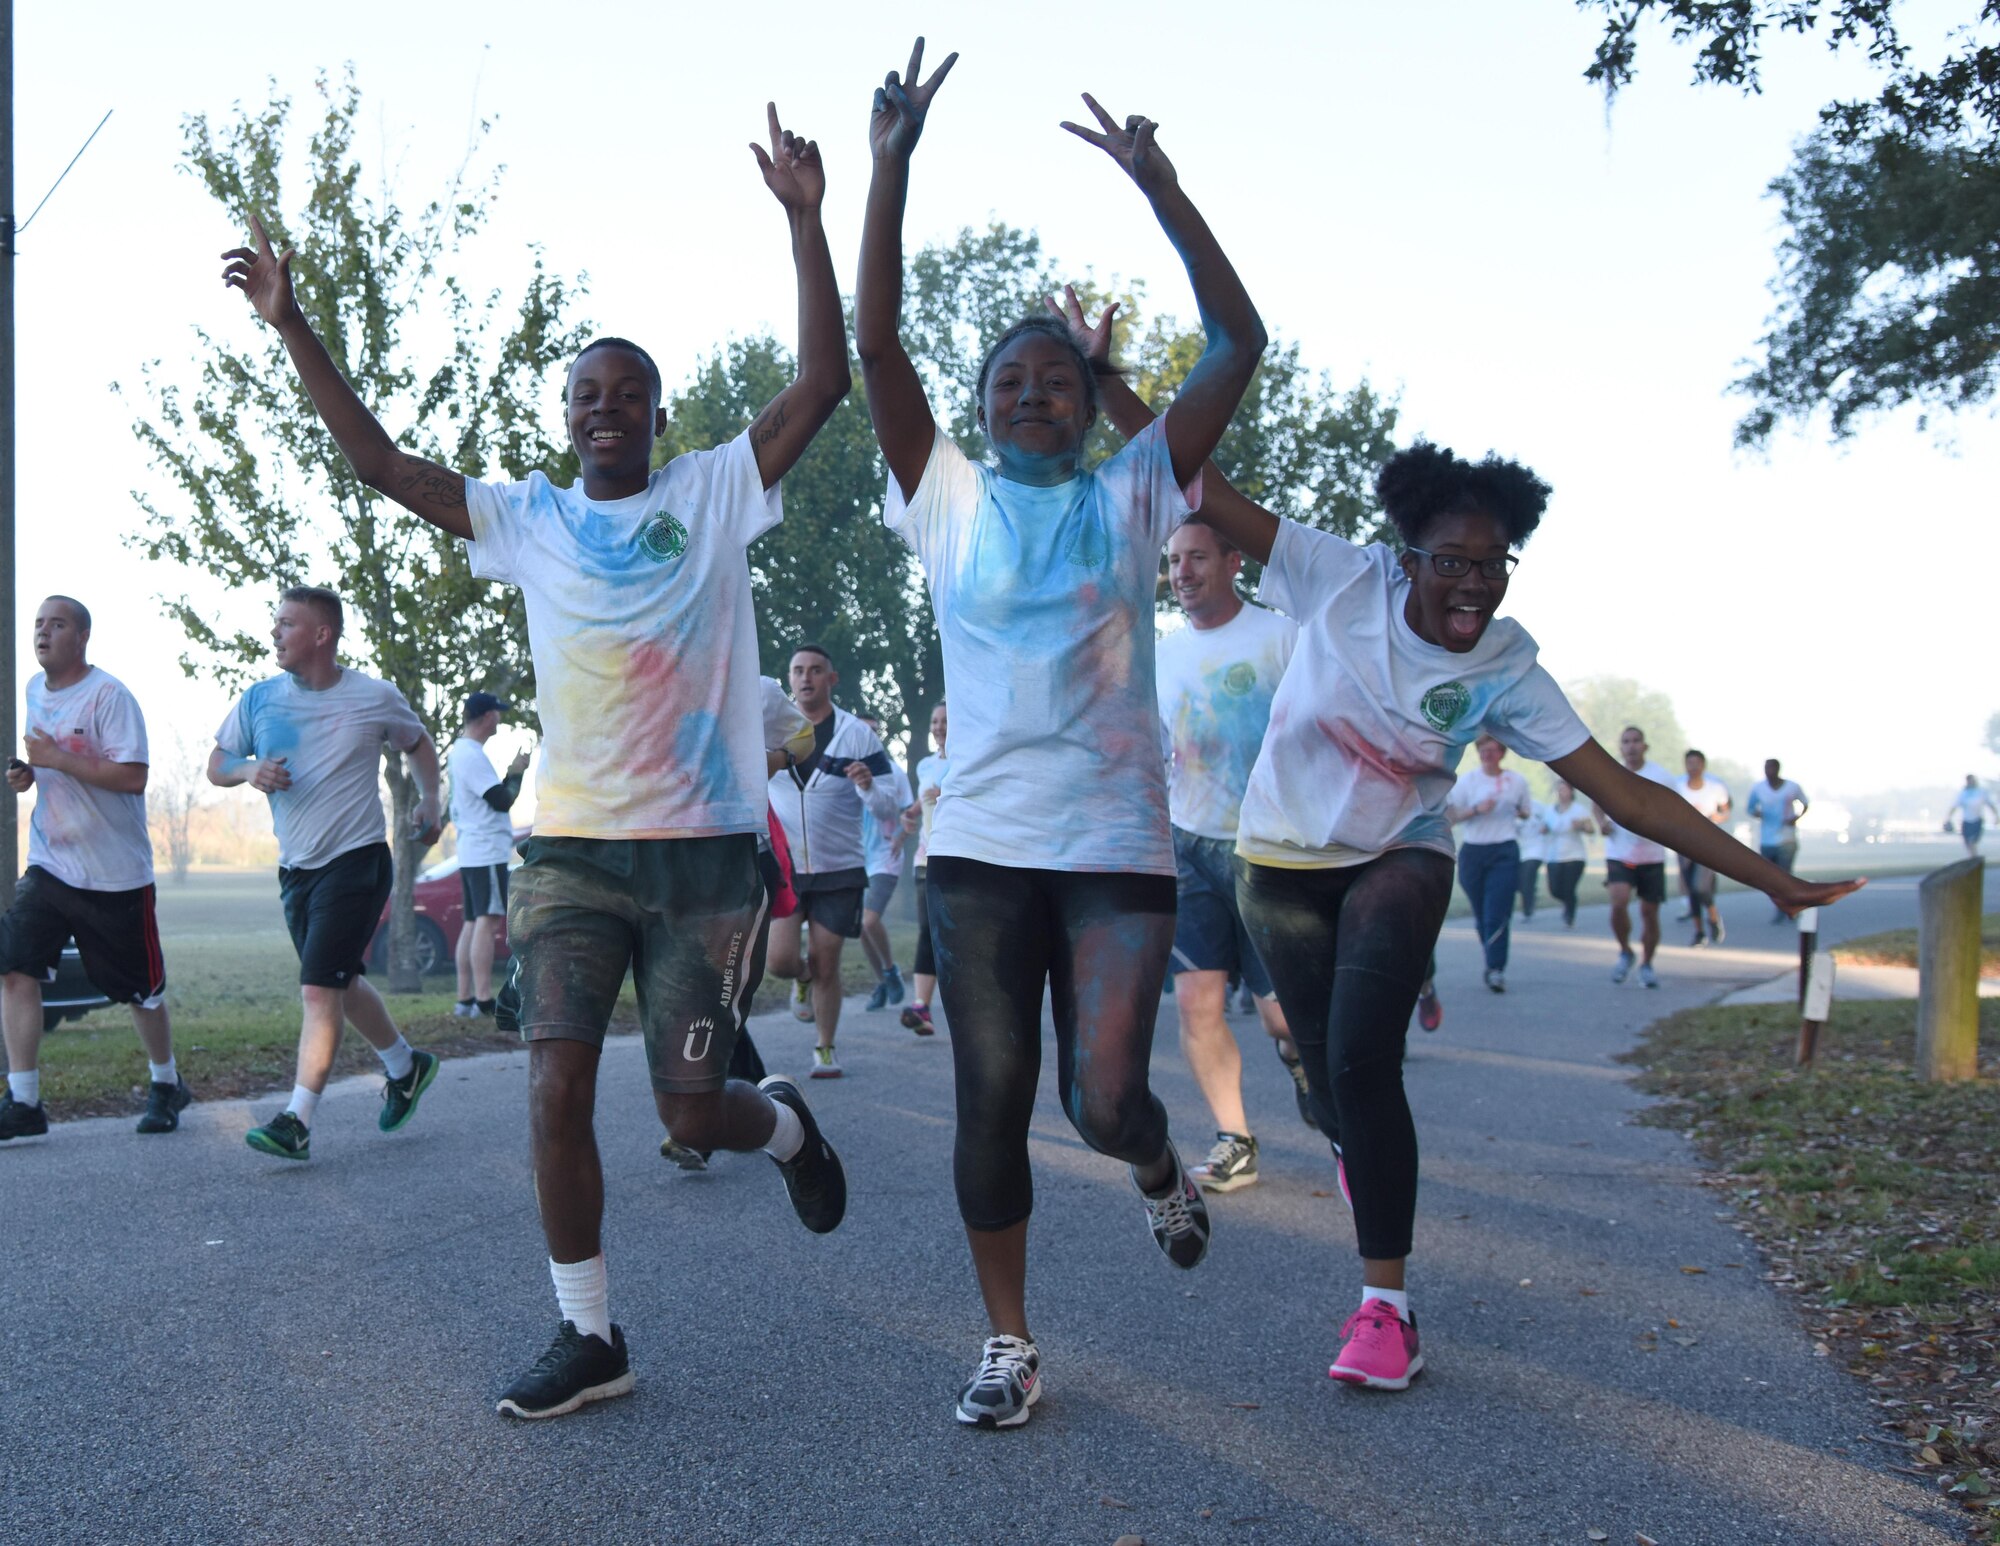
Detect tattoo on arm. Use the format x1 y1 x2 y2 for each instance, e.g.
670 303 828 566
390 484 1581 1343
394 455 466 509
751 401 789 448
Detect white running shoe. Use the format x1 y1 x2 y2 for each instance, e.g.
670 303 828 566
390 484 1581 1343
956 1334 1041 1428
791 979 815 1023
810 1045 842 1079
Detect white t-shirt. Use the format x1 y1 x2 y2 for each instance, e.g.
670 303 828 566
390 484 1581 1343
913 752 947 868
1537 801 1593 864
1956 787 1997 823
861 763 913 877
761 677 813 762
1603 761 1677 865
447 736 515 867
466 431 780 840
1236 521 1591 868
216 669 427 871
1676 775 1731 826
885 421 1196 875
1449 766 1533 846
1156 602 1297 841
24 667 154 892
1746 778 1807 847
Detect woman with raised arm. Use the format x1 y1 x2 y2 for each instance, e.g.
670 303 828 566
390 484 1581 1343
856 39 1266 1430
1055 291 1864 1393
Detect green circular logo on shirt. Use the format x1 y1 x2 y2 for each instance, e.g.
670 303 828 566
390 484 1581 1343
1420 680 1470 732
640 513 689 563
1222 662 1257 696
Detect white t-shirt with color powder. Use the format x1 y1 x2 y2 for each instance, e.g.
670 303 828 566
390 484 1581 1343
215 669 428 871
1156 602 1297 842
1603 761 1677 866
1236 520 1591 868
885 420 1196 876
24 667 154 892
1746 778 1807 847
447 736 516 868
465 431 780 841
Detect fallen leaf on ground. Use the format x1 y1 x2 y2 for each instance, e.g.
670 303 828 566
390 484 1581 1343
1638 1534 1660 1546
1099 1496 1132 1510
1113 1536 1145 1546
1588 1530 1609 1542
1226 1401 1260 1410
1680 1265 1707 1275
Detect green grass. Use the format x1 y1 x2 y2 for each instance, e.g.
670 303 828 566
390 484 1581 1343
1834 910 2000 976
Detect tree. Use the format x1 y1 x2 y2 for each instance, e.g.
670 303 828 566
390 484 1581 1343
1578 1 2000 443
122 69 589 988
147 730 208 885
1561 675 1691 770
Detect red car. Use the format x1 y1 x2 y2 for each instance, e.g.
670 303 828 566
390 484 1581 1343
369 853 519 978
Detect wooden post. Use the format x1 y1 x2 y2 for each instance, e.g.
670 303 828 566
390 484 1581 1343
1797 951 1834 1066
1916 858 1983 1083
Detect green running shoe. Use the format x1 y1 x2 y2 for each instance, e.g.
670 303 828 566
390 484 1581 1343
379 1049 438 1132
246 1110 310 1161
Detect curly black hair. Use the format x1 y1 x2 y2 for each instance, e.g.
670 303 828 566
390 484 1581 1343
1375 440 1551 550
974 315 1100 416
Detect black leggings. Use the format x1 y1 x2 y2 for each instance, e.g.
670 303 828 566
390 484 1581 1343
1236 848 1455 1261
1545 858 1585 925
911 869 935 978
927 857 1176 1231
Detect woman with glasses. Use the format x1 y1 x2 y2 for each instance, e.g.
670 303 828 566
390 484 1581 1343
1052 297 1866 1395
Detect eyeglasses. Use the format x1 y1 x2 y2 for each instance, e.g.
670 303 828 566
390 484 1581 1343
1404 547 1518 581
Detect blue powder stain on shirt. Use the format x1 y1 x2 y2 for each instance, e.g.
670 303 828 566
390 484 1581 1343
669 707 736 802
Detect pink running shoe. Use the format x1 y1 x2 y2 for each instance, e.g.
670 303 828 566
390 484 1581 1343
1328 1300 1423 1390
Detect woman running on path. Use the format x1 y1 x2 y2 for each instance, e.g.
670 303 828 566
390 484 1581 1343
1061 311 1862 1391
856 39 1266 1429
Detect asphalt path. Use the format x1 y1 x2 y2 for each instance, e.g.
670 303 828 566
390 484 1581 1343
1 868 1989 1545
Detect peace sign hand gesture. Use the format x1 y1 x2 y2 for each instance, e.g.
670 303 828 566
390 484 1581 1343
870 36 958 162
1043 283 1119 372
752 102 826 214
1060 95 1178 197
221 215 302 329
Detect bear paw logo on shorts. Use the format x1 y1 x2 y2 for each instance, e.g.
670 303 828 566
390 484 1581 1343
1420 680 1470 732
1222 662 1257 697
639 512 689 563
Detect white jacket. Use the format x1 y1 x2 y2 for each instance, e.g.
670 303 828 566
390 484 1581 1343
767 704 900 878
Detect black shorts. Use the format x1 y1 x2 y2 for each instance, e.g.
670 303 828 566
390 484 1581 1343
791 869 865 939
281 842 394 989
460 862 509 918
0 865 166 1006
1605 860 1666 905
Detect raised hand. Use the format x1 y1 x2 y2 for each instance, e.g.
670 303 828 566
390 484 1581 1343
508 747 532 778
752 102 825 214
870 36 958 161
1061 95 1178 197
1775 876 1867 916
221 215 302 329
1043 283 1118 370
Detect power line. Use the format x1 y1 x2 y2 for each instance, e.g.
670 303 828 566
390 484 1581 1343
15 106 109 241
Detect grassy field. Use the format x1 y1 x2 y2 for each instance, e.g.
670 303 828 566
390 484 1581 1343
1835 911 2000 976
1626 997 2000 1532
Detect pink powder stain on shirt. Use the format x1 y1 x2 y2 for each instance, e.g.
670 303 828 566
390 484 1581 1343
625 640 697 790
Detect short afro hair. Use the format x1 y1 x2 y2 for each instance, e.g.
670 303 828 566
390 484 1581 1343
1375 440 1551 550
975 316 1100 416
569 336 663 405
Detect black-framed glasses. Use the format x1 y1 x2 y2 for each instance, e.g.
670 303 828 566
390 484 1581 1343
1404 547 1518 581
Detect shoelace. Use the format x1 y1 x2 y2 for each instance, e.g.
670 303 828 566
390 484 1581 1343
1146 1179 1196 1236
970 1337 1034 1394
1202 1136 1243 1170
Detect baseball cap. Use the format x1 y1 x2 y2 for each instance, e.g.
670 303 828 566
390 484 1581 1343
464 691 512 720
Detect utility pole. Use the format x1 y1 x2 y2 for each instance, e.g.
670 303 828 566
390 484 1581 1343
1 0 16 910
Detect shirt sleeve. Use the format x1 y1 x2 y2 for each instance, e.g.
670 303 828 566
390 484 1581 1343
760 677 814 758
1098 417 1200 550
669 429 784 549
882 430 981 567
97 684 149 766
375 682 429 753
215 691 255 757
459 742 501 799
1258 518 1375 622
1481 665 1592 765
464 476 534 584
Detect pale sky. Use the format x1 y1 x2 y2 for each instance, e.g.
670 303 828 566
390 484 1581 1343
17 0 1990 803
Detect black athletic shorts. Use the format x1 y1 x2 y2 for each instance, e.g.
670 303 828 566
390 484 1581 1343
1604 859 1667 905
280 842 394 989
460 861 509 919
791 868 865 939
0 864 167 1007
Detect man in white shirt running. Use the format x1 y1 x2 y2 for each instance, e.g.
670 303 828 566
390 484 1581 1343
1745 759 1809 923
1674 748 1731 946
0 595 187 1140
447 691 529 1016
1446 734 1533 992
855 711 913 1013
1594 726 1675 987
209 586 445 1160
1156 516 1304 1193
1951 775 1999 856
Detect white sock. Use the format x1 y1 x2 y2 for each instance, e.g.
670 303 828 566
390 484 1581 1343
284 1084 320 1126
763 1099 804 1163
8 1070 39 1107
377 1036 415 1081
149 1059 178 1087
550 1254 612 1342
1365 1285 1412 1322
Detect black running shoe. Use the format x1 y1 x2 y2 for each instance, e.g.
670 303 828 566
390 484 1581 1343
956 1334 1041 1428
136 1078 193 1134
378 1049 438 1132
495 958 523 1037
659 1136 710 1171
759 1075 847 1234
245 1110 310 1161
1277 1046 1319 1131
1190 1131 1259 1194
495 1321 634 1420
0 1095 49 1141
1134 1143 1211 1269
